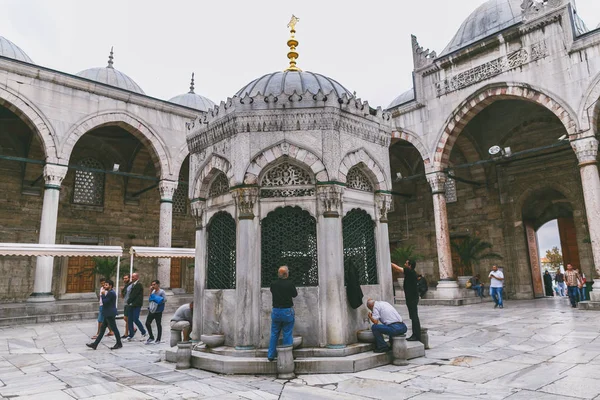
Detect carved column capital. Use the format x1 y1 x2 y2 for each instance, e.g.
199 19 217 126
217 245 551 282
233 187 259 219
427 172 447 195
376 193 393 223
190 200 207 229
317 185 344 218
158 180 178 202
572 137 599 166
43 164 68 189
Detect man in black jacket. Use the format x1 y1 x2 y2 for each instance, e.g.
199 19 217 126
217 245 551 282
392 259 421 341
86 279 122 350
126 272 148 341
267 266 298 362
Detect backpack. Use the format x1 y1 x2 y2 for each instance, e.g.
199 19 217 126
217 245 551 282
148 301 159 314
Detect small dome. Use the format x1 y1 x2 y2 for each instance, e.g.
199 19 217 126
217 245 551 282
236 70 352 98
387 88 415 110
76 48 145 95
169 73 215 111
0 36 34 63
440 0 523 56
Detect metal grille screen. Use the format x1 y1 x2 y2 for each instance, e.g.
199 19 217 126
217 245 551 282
173 172 188 214
73 158 105 206
261 206 318 287
206 212 237 289
346 166 374 192
208 172 229 198
343 209 378 285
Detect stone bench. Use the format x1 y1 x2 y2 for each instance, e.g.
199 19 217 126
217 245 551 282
170 328 184 347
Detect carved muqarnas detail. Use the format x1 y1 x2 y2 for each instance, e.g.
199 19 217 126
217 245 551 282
208 172 230 198
436 41 548 96
346 166 374 192
260 162 315 198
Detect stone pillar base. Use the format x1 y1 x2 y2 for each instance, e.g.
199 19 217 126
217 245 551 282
392 335 408 366
175 342 192 370
27 292 55 303
420 328 430 350
276 345 295 379
435 281 461 299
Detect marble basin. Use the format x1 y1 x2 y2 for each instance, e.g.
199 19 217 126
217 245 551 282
201 334 225 348
278 335 303 349
357 329 375 343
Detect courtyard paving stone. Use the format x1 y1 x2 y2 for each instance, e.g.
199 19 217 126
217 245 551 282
0 298 599 399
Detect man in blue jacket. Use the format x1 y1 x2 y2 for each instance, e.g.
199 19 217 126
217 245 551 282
145 279 166 344
86 279 122 350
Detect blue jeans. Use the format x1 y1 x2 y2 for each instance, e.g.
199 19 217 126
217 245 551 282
472 284 484 297
490 287 503 307
127 306 147 338
579 287 586 302
268 308 294 360
557 282 566 296
371 322 408 350
567 286 579 307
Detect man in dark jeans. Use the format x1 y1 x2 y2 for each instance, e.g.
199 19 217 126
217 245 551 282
392 259 421 341
86 279 122 350
267 266 298 362
126 272 147 341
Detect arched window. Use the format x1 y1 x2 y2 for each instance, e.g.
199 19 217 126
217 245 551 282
343 209 377 284
73 158 105 206
173 171 188 214
346 166 374 192
206 212 236 289
260 161 315 198
208 172 229 198
261 206 318 287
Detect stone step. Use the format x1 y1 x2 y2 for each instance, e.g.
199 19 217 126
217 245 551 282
395 296 493 306
578 301 600 310
0 311 99 326
209 342 375 359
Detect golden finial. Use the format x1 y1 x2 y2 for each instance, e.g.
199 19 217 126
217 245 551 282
285 15 301 72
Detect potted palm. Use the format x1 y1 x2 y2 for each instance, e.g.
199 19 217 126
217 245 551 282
390 245 424 286
451 236 502 286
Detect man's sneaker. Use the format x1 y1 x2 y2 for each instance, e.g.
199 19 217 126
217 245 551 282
494 304 498 309
145 338 154 345
126 337 134 342
499 305 504 309
140 333 148 342
154 339 162 344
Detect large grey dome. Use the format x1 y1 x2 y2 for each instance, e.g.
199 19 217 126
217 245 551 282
76 49 145 95
169 73 215 111
236 71 352 98
0 36 34 64
387 88 415 110
440 0 523 56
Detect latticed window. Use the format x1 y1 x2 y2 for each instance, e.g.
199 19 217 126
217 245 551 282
261 206 318 287
208 172 229 197
260 161 315 198
445 170 457 203
346 166 374 192
343 209 377 285
207 212 236 289
173 172 188 214
73 158 104 206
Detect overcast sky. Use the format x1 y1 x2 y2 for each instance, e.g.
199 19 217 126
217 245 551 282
537 219 562 259
1 0 598 108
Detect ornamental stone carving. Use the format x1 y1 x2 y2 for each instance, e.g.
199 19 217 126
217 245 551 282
521 0 563 21
427 172 447 195
158 180 179 201
376 193 393 222
233 187 259 219
317 185 344 218
572 137 599 166
190 200 206 229
43 164 68 188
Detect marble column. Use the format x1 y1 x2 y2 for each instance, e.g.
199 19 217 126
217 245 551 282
316 185 346 348
233 187 260 349
376 193 394 304
157 180 178 290
29 164 68 302
572 137 600 300
427 171 459 298
190 200 206 341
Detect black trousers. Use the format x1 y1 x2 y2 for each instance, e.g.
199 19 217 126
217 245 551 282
406 297 421 339
93 316 122 346
145 312 163 341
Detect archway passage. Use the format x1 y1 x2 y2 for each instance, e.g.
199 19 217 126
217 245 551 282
261 206 318 287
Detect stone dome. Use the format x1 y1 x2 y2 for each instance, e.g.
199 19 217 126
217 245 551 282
387 88 415 110
440 0 523 56
76 48 145 95
0 35 34 64
169 73 215 111
235 70 353 98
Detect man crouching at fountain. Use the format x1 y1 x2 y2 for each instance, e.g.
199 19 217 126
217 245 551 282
367 298 408 353
267 266 298 362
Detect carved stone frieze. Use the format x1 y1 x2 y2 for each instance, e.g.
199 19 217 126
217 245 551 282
572 137 599 165
412 35 436 69
375 193 393 222
43 164 68 188
436 41 548 96
158 180 178 201
233 187 259 219
190 200 207 229
317 185 344 218
427 172 447 195
521 0 564 22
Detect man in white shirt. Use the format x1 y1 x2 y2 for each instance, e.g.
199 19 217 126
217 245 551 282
367 298 408 353
488 265 505 309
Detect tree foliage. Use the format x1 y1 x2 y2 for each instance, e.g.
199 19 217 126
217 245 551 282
390 245 423 265
451 236 503 276
76 257 130 280
544 246 563 270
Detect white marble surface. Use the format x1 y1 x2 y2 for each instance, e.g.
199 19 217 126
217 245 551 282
0 299 599 399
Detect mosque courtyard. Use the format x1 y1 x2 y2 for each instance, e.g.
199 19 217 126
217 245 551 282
0 299 598 400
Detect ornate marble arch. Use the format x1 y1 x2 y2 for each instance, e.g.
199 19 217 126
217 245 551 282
339 148 388 191
190 154 233 200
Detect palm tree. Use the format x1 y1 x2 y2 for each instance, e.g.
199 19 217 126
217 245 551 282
77 257 130 280
451 236 502 277
390 245 423 265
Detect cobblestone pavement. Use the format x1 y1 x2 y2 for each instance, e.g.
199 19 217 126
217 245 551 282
0 297 599 399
